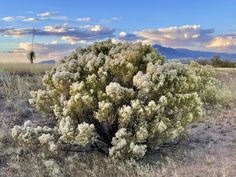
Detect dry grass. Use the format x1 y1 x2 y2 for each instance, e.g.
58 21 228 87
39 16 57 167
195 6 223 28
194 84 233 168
0 66 236 177
215 68 236 100
0 63 53 75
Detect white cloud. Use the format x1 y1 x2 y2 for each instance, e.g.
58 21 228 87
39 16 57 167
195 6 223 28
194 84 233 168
111 17 122 21
19 42 47 51
136 25 214 49
62 36 79 44
37 11 58 17
50 16 68 21
206 35 236 51
90 25 103 32
119 32 127 37
51 40 59 45
100 17 123 23
2 16 15 21
22 17 37 22
61 36 90 44
77 17 91 22
1 16 38 22
0 28 33 37
37 11 68 21
43 26 68 33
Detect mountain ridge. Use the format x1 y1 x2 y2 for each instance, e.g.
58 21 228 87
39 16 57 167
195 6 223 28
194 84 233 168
153 44 236 61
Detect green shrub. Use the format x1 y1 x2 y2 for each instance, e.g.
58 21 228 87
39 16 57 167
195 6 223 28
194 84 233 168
12 40 219 159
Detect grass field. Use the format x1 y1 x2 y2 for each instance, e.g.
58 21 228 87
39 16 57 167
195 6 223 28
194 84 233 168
0 63 53 75
0 64 236 177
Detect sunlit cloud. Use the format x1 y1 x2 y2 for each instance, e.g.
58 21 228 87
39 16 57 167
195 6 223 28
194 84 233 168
135 25 214 49
61 36 79 44
0 28 34 37
3 42 85 62
206 35 236 51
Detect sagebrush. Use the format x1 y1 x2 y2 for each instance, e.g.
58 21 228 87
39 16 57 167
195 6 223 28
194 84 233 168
12 40 220 159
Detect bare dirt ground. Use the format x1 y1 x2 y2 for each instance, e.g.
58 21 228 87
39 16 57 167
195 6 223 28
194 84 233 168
0 68 235 177
169 107 236 177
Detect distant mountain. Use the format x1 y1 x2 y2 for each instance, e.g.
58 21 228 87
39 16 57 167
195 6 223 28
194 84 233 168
153 44 236 61
38 60 56 64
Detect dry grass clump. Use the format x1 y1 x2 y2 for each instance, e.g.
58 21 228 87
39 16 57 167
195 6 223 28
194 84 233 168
6 152 153 177
6 144 193 177
215 68 236 99
0 63 53 75
0 74 43 118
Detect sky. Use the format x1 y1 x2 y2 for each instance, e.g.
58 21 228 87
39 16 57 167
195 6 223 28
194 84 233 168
0 0 236 62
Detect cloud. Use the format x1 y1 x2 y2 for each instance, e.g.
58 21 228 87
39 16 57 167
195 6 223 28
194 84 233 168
22 17 37 22
100 17 123 23
0 28 34 37
43 25 69 33
206 35 236 51
37 11 58 17
1 11 68 23
77 17 91 22
37 11 68 21
118 31 141 41
0 25 115 42
1 16 15 21
1 16 38 22
61 36 80 44
90 25 104 32
51 40 59 45
135 25 214 49
4 42 85 62
111 17 122 21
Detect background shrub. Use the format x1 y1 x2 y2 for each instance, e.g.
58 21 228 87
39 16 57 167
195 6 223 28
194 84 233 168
195 56 236 68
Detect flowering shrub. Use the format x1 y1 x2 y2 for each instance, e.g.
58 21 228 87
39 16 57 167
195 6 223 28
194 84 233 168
12 40 219 159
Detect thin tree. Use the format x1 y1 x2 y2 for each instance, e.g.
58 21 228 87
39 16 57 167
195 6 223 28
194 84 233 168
27 29 36 64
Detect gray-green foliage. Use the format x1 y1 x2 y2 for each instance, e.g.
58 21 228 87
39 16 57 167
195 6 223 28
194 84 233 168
12 40 219 159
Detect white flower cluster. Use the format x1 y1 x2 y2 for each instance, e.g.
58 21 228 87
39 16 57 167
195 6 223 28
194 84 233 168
75 122 96 146
12 40 220 160
12 120 58 153
58 116 74 142
95 101 113 121
109 128 147 159
106 82 134 102
38 133 58 153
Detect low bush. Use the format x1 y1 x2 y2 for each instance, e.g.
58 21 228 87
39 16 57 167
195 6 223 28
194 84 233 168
196 56 236 68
